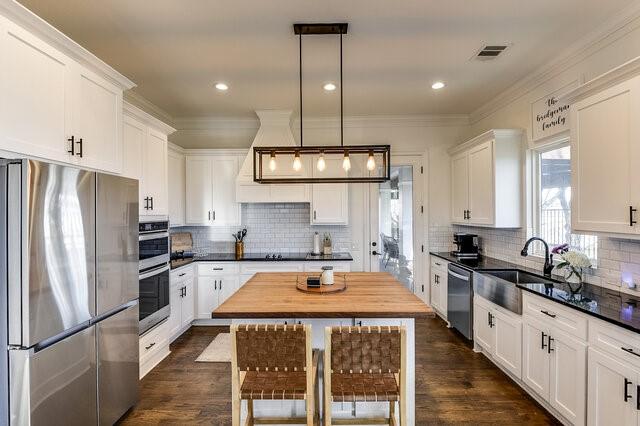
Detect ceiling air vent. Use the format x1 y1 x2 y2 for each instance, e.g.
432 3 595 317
474 44 510 61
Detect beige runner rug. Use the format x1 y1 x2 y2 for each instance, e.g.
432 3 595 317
195 333 231 363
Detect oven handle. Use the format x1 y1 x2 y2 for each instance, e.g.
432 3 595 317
139 264 170 280
139 231 169 241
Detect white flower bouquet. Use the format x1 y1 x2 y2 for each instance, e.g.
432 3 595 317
552 244 591 284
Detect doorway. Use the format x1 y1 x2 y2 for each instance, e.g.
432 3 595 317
367 155 425 301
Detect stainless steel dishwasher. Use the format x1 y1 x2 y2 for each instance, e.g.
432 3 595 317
447 263 473 340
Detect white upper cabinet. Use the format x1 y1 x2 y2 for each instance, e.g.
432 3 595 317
168 147 186 226
123 103 175 219
0 17 72 163
0 15 130 174
310 157 349 225
566 72 640 236
185 155 240 226
449 129 522 228
71 66 123 173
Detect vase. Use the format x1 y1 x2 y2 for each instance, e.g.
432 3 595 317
564 267 582 284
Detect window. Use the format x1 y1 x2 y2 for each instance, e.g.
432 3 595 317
534 144 598 263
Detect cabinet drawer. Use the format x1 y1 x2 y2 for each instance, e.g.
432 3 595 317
523 293 587 340
431 256 448 273
589 318 640 368
171 265 194 283
139 322 168 364
240 262 304 274
198 262 239 276
303 261 351 272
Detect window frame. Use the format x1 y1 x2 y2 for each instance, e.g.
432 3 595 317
528 138 597 264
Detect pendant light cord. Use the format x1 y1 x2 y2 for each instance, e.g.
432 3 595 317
340 31 344 147
299 33 303 147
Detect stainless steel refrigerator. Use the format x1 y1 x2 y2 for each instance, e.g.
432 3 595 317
0 159 140 425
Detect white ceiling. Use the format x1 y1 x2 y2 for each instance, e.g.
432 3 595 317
18 0 636 119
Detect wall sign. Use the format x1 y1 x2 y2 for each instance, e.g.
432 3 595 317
531 82 576 143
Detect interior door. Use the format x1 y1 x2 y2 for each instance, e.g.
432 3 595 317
522 318 550 399
368 156 423 299
467 141 494 225
450 152 469 223
185 157 213 224
211 156 240 225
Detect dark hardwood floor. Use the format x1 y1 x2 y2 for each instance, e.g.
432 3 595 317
120 318 560 425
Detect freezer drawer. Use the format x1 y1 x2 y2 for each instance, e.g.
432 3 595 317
96 173 139 315
9 326 97 426
4 160 96 348
97 304 139 425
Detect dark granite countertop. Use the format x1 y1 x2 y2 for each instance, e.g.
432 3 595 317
430 251 640 334
171 252 353 269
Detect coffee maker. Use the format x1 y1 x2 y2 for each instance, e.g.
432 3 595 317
452 233 479 259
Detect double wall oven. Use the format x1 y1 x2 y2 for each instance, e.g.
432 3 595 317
139 220 170 335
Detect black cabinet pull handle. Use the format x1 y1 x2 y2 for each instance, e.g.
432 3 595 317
179 273 186 277
541 331 547 350
490 313 494 328
144 197 150 210
631 206 637 226
357 321 362 326
636 384 639 410
625 378 633 402
548 335 554 353
76 138 83 158
150 196 154 210
622 347 640 358
541 310 557 318
313 210 317 220
213 210 216 220
67 136 75 155
145 342 156 350
421 284 424 292
214 280 217 290
212 267 224 271
208 210 211 221
220 279 222 290
467 210 471 219
488 311 491 327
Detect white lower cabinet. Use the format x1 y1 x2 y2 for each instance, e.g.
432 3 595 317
139 321 170 379
196 275 239 319
168 266 195 341
474 295 522 378
587 347 638 425
429 256 448 318
522 314 586 425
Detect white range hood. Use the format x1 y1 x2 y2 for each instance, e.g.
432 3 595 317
236 110 310 203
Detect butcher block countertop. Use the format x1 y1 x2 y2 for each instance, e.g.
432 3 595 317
212 272 434 319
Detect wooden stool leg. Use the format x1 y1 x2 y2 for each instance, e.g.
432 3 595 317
389 401 396 426
324 329 332 426
246 400 254 426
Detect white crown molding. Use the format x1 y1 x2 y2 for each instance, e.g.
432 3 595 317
469 0 640 124
124 101 176 135
124 91 175 127
0 0 135 90
448 129 523 155
167 141 186 154
560 55 640 103
173 113 469 131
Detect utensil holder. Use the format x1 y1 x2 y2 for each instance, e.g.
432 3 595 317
235 241 244 258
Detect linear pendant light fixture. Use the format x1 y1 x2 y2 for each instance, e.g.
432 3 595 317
253 23 391 184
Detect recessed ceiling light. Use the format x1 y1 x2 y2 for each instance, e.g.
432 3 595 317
215 82 229 91
431 81 445 90
323 82 337 92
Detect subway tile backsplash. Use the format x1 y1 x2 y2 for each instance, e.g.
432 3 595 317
171 203 351 255
444 224 640 295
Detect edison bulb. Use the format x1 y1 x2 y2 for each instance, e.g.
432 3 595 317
367 152 376 171
317 152 326 172
342 152 351 172
293 152 302 171
269 153 277 172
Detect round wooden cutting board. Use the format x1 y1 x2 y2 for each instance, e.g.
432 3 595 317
296 274 347 293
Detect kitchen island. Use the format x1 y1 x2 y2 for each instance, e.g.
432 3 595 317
213 272 433 426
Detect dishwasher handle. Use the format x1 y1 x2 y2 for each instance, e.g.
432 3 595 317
448 269 470 281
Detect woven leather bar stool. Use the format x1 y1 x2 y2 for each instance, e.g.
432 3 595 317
323 325 406 426
231 323 320 426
